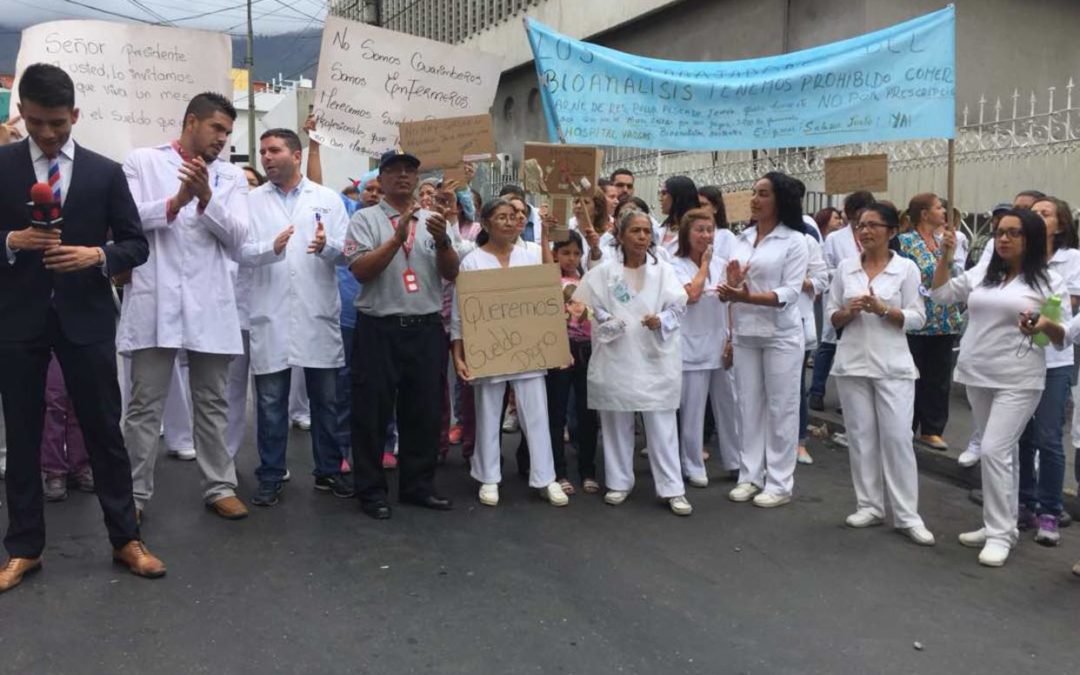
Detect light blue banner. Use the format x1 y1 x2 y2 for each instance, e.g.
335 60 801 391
525 6 955 150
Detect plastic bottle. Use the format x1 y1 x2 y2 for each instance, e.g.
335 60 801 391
1034 295 1062 347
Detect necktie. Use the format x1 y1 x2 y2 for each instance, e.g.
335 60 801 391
48 154 61 203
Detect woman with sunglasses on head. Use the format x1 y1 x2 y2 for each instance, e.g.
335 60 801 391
1015 197 1080 546
895 193 967 451
450 199 567 508
827 203 934 546
931 209 1069 567
573 209 691 515
718 172 810 508
658 176 700 256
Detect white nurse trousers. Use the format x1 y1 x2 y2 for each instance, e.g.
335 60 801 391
679 368 741 480
732 334 804 496
966 385 1043 547
600 409 684 498
473 377 555 488
835 376 924 528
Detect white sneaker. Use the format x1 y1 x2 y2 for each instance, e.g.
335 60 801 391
542 482 569 507
166 447 196 461
845 510 884 528
900 525 936 546
958 528 987 548
957 448 981 468
687 475 709 489
728 482 760 502
668 495 693 516
604 490 629 505
478 483 499 507
638 446 649 457
978 541 1011 567
501 410 519 433
752 492 791 508
291 417 312 431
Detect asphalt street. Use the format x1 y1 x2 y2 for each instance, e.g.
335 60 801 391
1 427 1077 675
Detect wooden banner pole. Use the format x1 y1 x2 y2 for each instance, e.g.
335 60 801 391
946 137 956 229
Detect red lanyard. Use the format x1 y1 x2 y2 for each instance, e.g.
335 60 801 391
392 215 418 259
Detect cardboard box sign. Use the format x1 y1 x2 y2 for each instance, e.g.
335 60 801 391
824 154 889 194
722 190 754 223
522 143 603 196
549 195 572 243
456 264 572 379
398 114 496 170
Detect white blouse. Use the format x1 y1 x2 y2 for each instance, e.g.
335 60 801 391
826 254 925 380
672 255 729 371
728 224 809 342
931 266 1068 390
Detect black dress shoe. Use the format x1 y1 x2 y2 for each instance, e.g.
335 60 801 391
361 500 391 519
401 494 453 511
808 394 825 411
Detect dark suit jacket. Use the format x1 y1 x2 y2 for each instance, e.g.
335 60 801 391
0 139 148 345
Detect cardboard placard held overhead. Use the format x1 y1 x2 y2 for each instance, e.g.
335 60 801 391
457 264 572 379
549 195 572 242
523 143 603 195
443 164 469 185
824 154 889 194
399 114 496 170
722 191 754 223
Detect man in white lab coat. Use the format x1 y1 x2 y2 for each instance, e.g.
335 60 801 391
242 129 352 506
119 93 250 521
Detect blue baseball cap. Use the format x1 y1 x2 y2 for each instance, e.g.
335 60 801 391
378 150 420 172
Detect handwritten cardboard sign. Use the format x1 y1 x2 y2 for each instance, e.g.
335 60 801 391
457 264 572 379
10 20 232 162
722 190 754 223
310 16 502 157
523 143 603 196
399 114 495 170
549 195 572 242
824 154 889 194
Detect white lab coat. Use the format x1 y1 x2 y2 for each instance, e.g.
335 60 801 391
119 144 249 355
573 258 687 411
243 178 350 375
671 255 729 370
798 233 830 351
820 225 861 344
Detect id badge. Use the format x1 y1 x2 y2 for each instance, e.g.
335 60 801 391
403 268 420 294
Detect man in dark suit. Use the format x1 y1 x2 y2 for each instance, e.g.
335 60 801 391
0 63 166 593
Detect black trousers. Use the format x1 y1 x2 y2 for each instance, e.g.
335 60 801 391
545 340 598 481
351 313 444 503
0 310 139 558
907 333 955 436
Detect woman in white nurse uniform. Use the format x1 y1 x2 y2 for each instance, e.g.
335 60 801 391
573 209 691 515
827 203 935 546
671 208 740 487
718 172 810 508
451 199 568 508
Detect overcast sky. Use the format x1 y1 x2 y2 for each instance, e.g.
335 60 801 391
3 0 328 36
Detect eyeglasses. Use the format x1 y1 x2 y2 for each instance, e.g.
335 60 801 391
854 221 889 231
995 227 1024 240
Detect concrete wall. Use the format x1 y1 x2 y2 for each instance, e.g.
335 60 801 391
491 0 1080 160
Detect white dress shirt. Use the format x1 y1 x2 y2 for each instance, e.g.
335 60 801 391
728 224 810 341
826 254 926 380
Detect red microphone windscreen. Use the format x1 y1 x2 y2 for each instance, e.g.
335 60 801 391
30 182 55 205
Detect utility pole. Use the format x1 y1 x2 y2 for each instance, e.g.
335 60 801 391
246 0 256 164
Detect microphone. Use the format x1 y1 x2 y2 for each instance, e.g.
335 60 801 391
28 182 63 229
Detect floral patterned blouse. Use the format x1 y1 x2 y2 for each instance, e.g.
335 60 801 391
895 231 964 335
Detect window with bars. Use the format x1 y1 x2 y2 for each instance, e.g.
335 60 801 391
330 0 539 43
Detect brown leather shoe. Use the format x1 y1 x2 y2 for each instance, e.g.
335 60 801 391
207 495 249 520
918 434 949 451
0 557 42 593
112 541 166 579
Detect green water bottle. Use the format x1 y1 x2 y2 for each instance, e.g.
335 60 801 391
1034 295 1062 347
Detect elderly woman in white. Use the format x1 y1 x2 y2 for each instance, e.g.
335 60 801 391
827 203 934 546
